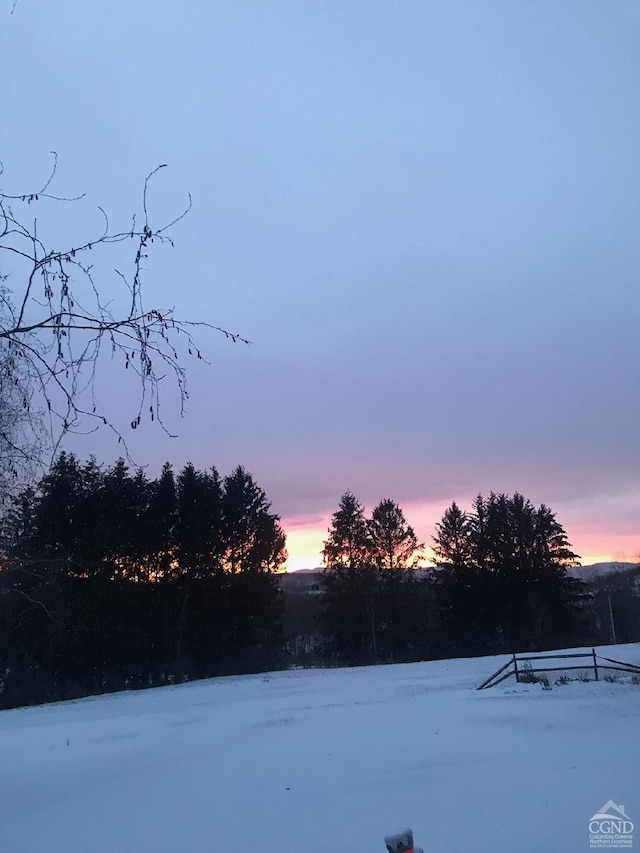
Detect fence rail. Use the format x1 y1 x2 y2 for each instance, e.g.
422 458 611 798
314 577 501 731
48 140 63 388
477 648 640 690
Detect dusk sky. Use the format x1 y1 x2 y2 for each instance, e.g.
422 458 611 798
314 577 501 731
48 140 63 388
3 1 639 569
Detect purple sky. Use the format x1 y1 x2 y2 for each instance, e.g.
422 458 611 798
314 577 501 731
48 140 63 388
3 1 639 567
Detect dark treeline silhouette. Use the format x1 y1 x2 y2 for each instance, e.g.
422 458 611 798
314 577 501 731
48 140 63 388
2 472 635 708
317 491 597 667
429 494 589 657
0 454 286 708
320 492 426 664
587 567 640 646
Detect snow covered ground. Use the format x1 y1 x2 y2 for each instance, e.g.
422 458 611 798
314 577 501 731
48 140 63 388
1 644 639 853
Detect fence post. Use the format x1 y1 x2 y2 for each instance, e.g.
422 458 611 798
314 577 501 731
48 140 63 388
592 647 598 681
512 653 519 683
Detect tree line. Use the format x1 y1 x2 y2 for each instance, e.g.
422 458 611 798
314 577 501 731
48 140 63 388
1 469 631 709
317 491 594 666
0 454 286 708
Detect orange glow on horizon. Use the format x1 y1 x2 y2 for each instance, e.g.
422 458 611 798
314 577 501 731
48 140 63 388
284 521 329 573
282 501 638 573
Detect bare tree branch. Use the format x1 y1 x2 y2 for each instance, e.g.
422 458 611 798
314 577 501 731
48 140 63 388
0 586 54 621
0 156 249 481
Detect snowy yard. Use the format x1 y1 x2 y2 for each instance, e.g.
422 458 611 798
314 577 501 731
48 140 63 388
1 645 639 853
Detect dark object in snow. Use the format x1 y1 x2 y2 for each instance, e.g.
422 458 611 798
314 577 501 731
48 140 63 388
384 828 423 853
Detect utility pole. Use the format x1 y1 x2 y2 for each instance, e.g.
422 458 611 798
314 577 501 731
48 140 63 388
607 589 617 645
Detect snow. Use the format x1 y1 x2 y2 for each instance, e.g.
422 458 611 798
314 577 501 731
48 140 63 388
1 645 639 853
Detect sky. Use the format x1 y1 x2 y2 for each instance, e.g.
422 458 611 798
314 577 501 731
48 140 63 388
2 0 639 569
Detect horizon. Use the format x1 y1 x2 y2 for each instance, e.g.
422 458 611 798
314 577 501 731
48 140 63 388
282 498 639 573
24 449 635 573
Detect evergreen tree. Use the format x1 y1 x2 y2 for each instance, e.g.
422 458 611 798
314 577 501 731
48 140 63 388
432 493 585 655
0 456 288 706
33 452 87 564
213 466 286 670
126 468 153 583
321 494 423 665
321 492 377 664
433 501 471 568
367 499 423 661
94 458 138 580
220 466 286 574
367 498 421 569
176 463 223 578
146 462 178 581
322 491 369 569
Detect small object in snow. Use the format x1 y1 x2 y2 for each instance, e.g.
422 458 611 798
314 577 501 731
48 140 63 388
384 828 423 853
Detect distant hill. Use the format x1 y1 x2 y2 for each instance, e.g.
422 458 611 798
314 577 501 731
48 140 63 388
278 570 322 593
568 562 639 582
283 562 640 586
285 568 321 574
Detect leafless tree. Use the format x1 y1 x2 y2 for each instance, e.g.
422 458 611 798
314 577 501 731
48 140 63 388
0 154 247 486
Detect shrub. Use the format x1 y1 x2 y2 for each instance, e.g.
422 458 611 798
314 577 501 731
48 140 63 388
518 661 551 689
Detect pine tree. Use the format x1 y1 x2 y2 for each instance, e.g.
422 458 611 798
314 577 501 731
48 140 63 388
176 463 223 578
321 494 423 664
367 498 421 569
321 492 377 664
368 499 423 661
322 491 369 569
433 501 471 568
0 457 289 705
431 493 585 655
146 462 178 581
220 466 286 574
